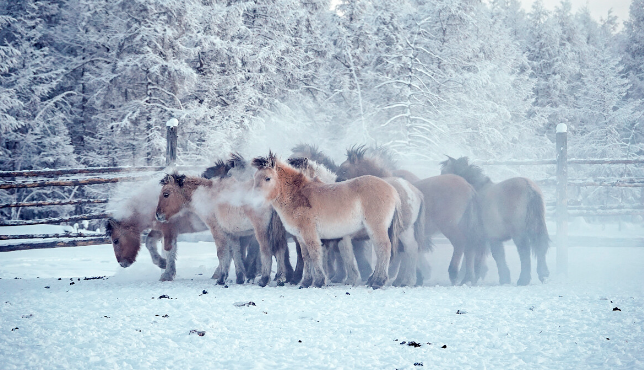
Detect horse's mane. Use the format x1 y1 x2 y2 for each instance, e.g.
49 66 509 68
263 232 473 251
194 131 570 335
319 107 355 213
201 160 231 179
440 156 491 190
228 152 246 170
291 143 339 173
105 218 115 236
287 157 337 183
367 145 398 171
160 173 187 186
345 144 393 178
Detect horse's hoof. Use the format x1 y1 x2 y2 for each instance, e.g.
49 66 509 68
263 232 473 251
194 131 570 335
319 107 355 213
236 273 245 285
539 276 549 284
216 276 227 285
258 276 270 287
367 275 386 289
313 277 326 288
330 276 344 284
159 272 175 282
517 276 531 286
277 280 285 287
300 277 313 288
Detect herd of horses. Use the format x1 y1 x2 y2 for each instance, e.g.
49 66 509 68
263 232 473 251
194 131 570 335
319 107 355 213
106 145 550 289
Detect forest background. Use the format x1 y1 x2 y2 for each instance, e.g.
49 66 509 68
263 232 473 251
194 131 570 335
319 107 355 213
1 0 643 221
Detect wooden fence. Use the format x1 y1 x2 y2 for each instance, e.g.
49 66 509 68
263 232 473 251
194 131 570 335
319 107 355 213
479 124 644 275
0 119 180 252
1 123 643 275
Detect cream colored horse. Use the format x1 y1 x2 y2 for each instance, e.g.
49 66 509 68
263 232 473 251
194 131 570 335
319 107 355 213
155 168 292 287
252 152 403 289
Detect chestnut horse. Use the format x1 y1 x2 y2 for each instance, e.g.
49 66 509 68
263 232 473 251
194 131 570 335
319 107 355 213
155 159 293 287
336 147 426 287
336 145 486 285
289 145 374 283
252 152 403 289
440 156 550 285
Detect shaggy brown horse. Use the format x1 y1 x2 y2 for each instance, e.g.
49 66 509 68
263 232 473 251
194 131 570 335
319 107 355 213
441 156 550 285
337 146 486 285
106 211 207 281
288 145 374 283
336 146 426 287
252 152 403 289
155 158 293 287
107 168 262 282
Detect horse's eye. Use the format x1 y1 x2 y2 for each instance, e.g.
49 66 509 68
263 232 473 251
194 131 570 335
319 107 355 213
113 238 119 245
265 177 271 182
163 192 169 198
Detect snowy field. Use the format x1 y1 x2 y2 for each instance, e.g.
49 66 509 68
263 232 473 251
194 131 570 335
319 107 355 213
1 235 643 369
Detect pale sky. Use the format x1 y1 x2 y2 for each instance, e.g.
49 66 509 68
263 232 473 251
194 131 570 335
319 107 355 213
331 0 633 26
520 0 632 25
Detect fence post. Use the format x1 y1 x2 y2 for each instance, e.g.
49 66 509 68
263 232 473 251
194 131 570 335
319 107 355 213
166 118 178 167
556 123 568 276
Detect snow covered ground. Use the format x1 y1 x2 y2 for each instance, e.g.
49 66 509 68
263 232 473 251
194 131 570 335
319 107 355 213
1 237 643 369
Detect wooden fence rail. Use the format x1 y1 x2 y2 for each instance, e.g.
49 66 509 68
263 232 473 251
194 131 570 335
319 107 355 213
1 121 643 257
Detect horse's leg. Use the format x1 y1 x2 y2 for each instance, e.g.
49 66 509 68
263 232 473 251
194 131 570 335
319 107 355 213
331 242 347 283
230 235 246 284
536 249 549 283
416 250 432 285
353 240 373 281
473 244 488 283
515 239 532 286
337 236 361 286
489 240 511 284
254 227 273 287
388 250 402 281
323 242 337 281
211 232 233 285
159 228 178 282
446 234 465 285
460 246 476 286
298 231 326 288
291 238 304 285
393 227 419 287
366 230 392 289
298 237 313 288
145 230 166 269
272 233 292 286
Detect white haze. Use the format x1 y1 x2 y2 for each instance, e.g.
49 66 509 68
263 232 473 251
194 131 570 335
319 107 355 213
107 175 165 221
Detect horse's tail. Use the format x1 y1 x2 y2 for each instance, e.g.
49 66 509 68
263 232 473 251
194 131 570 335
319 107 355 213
268 209 287 254
414 193 431 252
525 184 550 257
459 190 487 258
388 200 404 259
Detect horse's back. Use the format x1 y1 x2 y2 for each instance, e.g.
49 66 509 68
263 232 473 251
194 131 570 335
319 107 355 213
392 169 421 183
413 174 475 234
484 177 542 240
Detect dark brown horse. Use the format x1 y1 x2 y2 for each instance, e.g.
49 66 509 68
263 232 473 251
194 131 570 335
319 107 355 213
441 156 550 285
252 151 403 288
337 145 486 285
155 156 293 287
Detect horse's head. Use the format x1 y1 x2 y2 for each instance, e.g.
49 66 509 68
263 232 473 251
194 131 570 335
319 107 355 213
252 151 280 201
440 156 469 176
106 218 140 268
336 144 390 182
156 173 188 222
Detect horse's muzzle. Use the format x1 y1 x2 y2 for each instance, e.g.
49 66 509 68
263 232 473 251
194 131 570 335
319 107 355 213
155 212 167 222
119 260 132 268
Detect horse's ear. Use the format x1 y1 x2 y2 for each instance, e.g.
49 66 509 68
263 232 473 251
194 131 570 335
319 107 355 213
160 174 172 185
172 173 186 187
105 218 118 236
228 152 246 170
268 150 277 168
287 157 308 170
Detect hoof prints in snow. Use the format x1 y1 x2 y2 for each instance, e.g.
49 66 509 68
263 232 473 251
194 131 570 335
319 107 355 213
234 301 256 307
